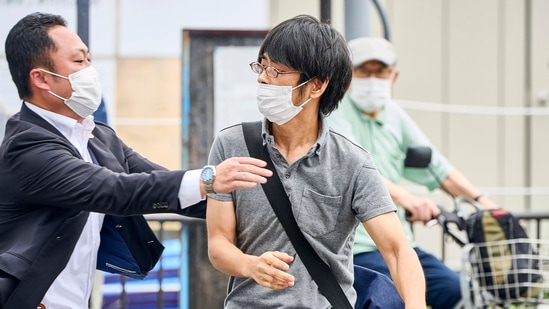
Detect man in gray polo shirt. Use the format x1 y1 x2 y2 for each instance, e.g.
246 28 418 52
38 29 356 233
205 15 426 309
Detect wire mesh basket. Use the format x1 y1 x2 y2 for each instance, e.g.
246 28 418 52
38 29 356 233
460 238 549 308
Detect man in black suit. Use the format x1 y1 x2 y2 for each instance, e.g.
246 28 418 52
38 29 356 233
0 12 272 309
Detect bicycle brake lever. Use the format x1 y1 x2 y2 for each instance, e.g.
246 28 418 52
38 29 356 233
437 208 467 231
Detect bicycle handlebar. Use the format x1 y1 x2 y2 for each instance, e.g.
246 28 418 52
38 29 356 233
405 206 469 247
405 207 467 230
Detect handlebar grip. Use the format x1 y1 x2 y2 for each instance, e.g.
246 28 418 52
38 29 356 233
404 209 437 221
404 207 465 230
405 210 412 220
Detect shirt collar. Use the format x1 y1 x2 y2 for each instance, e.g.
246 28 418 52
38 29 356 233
345 94 387 126
261 116 327 156
24 101 95 142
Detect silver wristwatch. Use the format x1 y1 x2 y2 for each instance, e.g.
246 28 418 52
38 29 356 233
200 165 217 194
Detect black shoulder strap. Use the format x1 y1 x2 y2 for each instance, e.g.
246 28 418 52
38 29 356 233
241 121 353 309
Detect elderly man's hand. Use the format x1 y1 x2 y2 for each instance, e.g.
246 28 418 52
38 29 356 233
400 194 440 224
475 195 499 210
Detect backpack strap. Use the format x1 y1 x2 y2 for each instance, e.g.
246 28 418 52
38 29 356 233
241 121 353 309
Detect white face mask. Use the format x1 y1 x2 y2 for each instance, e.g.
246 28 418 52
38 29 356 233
349 77 392 113
256 80 312 125
40 66 103 118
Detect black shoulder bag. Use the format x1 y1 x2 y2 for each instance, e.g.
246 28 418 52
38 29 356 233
241 121 353 309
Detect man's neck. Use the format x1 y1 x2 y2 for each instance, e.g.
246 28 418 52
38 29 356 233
269 115 319 164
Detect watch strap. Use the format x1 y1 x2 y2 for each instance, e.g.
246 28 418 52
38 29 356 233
205 182 216 194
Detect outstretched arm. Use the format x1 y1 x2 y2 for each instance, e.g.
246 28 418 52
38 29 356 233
381 168 499 224
440 169 499 210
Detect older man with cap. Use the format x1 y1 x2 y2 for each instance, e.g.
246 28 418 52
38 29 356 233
328 37 499 308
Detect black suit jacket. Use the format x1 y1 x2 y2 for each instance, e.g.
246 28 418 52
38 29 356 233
0 103 205 309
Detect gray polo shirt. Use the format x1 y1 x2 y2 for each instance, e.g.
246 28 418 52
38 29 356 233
208 117 396 308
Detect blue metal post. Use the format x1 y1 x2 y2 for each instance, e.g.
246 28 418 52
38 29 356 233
344 0 371 41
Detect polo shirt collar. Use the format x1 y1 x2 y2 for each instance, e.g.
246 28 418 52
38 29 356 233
261 116 327 156
348 96 387 126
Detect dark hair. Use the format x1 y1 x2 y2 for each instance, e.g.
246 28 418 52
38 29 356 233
5 12 67 99
258 14 352 115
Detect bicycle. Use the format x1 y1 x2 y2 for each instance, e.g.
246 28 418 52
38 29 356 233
404 146 549 309
434 199 549 309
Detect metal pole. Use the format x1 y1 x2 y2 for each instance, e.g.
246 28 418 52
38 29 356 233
524 0 532 212
76 0 90 47
344 0 392 41
371 0 391 41
320 0 331 24
77 0 109 124
344 0 371 41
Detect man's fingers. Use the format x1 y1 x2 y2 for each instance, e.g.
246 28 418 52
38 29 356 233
237 167 272 181
254 252 295 289
235 156 269 167
212 157 275 193
271 251 294 264
218 157 273 178
228 180 258 191
235 160 273 178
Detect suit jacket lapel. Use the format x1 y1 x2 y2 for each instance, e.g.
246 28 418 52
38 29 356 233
87 136 126 173
19 103 83 159
20 103 65 138
20 103 123 172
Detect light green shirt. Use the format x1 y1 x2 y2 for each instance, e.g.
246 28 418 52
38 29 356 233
328 94 453 253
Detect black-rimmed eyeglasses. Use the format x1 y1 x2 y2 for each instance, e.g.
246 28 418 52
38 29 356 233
249 62 300 78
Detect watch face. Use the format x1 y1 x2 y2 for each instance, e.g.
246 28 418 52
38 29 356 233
201 166 215 182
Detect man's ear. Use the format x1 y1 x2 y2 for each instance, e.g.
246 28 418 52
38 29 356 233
29 68 51 91
310 78 329 99
391 69 400 87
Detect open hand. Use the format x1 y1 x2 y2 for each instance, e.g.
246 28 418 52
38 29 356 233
213 157 273 194
247 251 295 289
